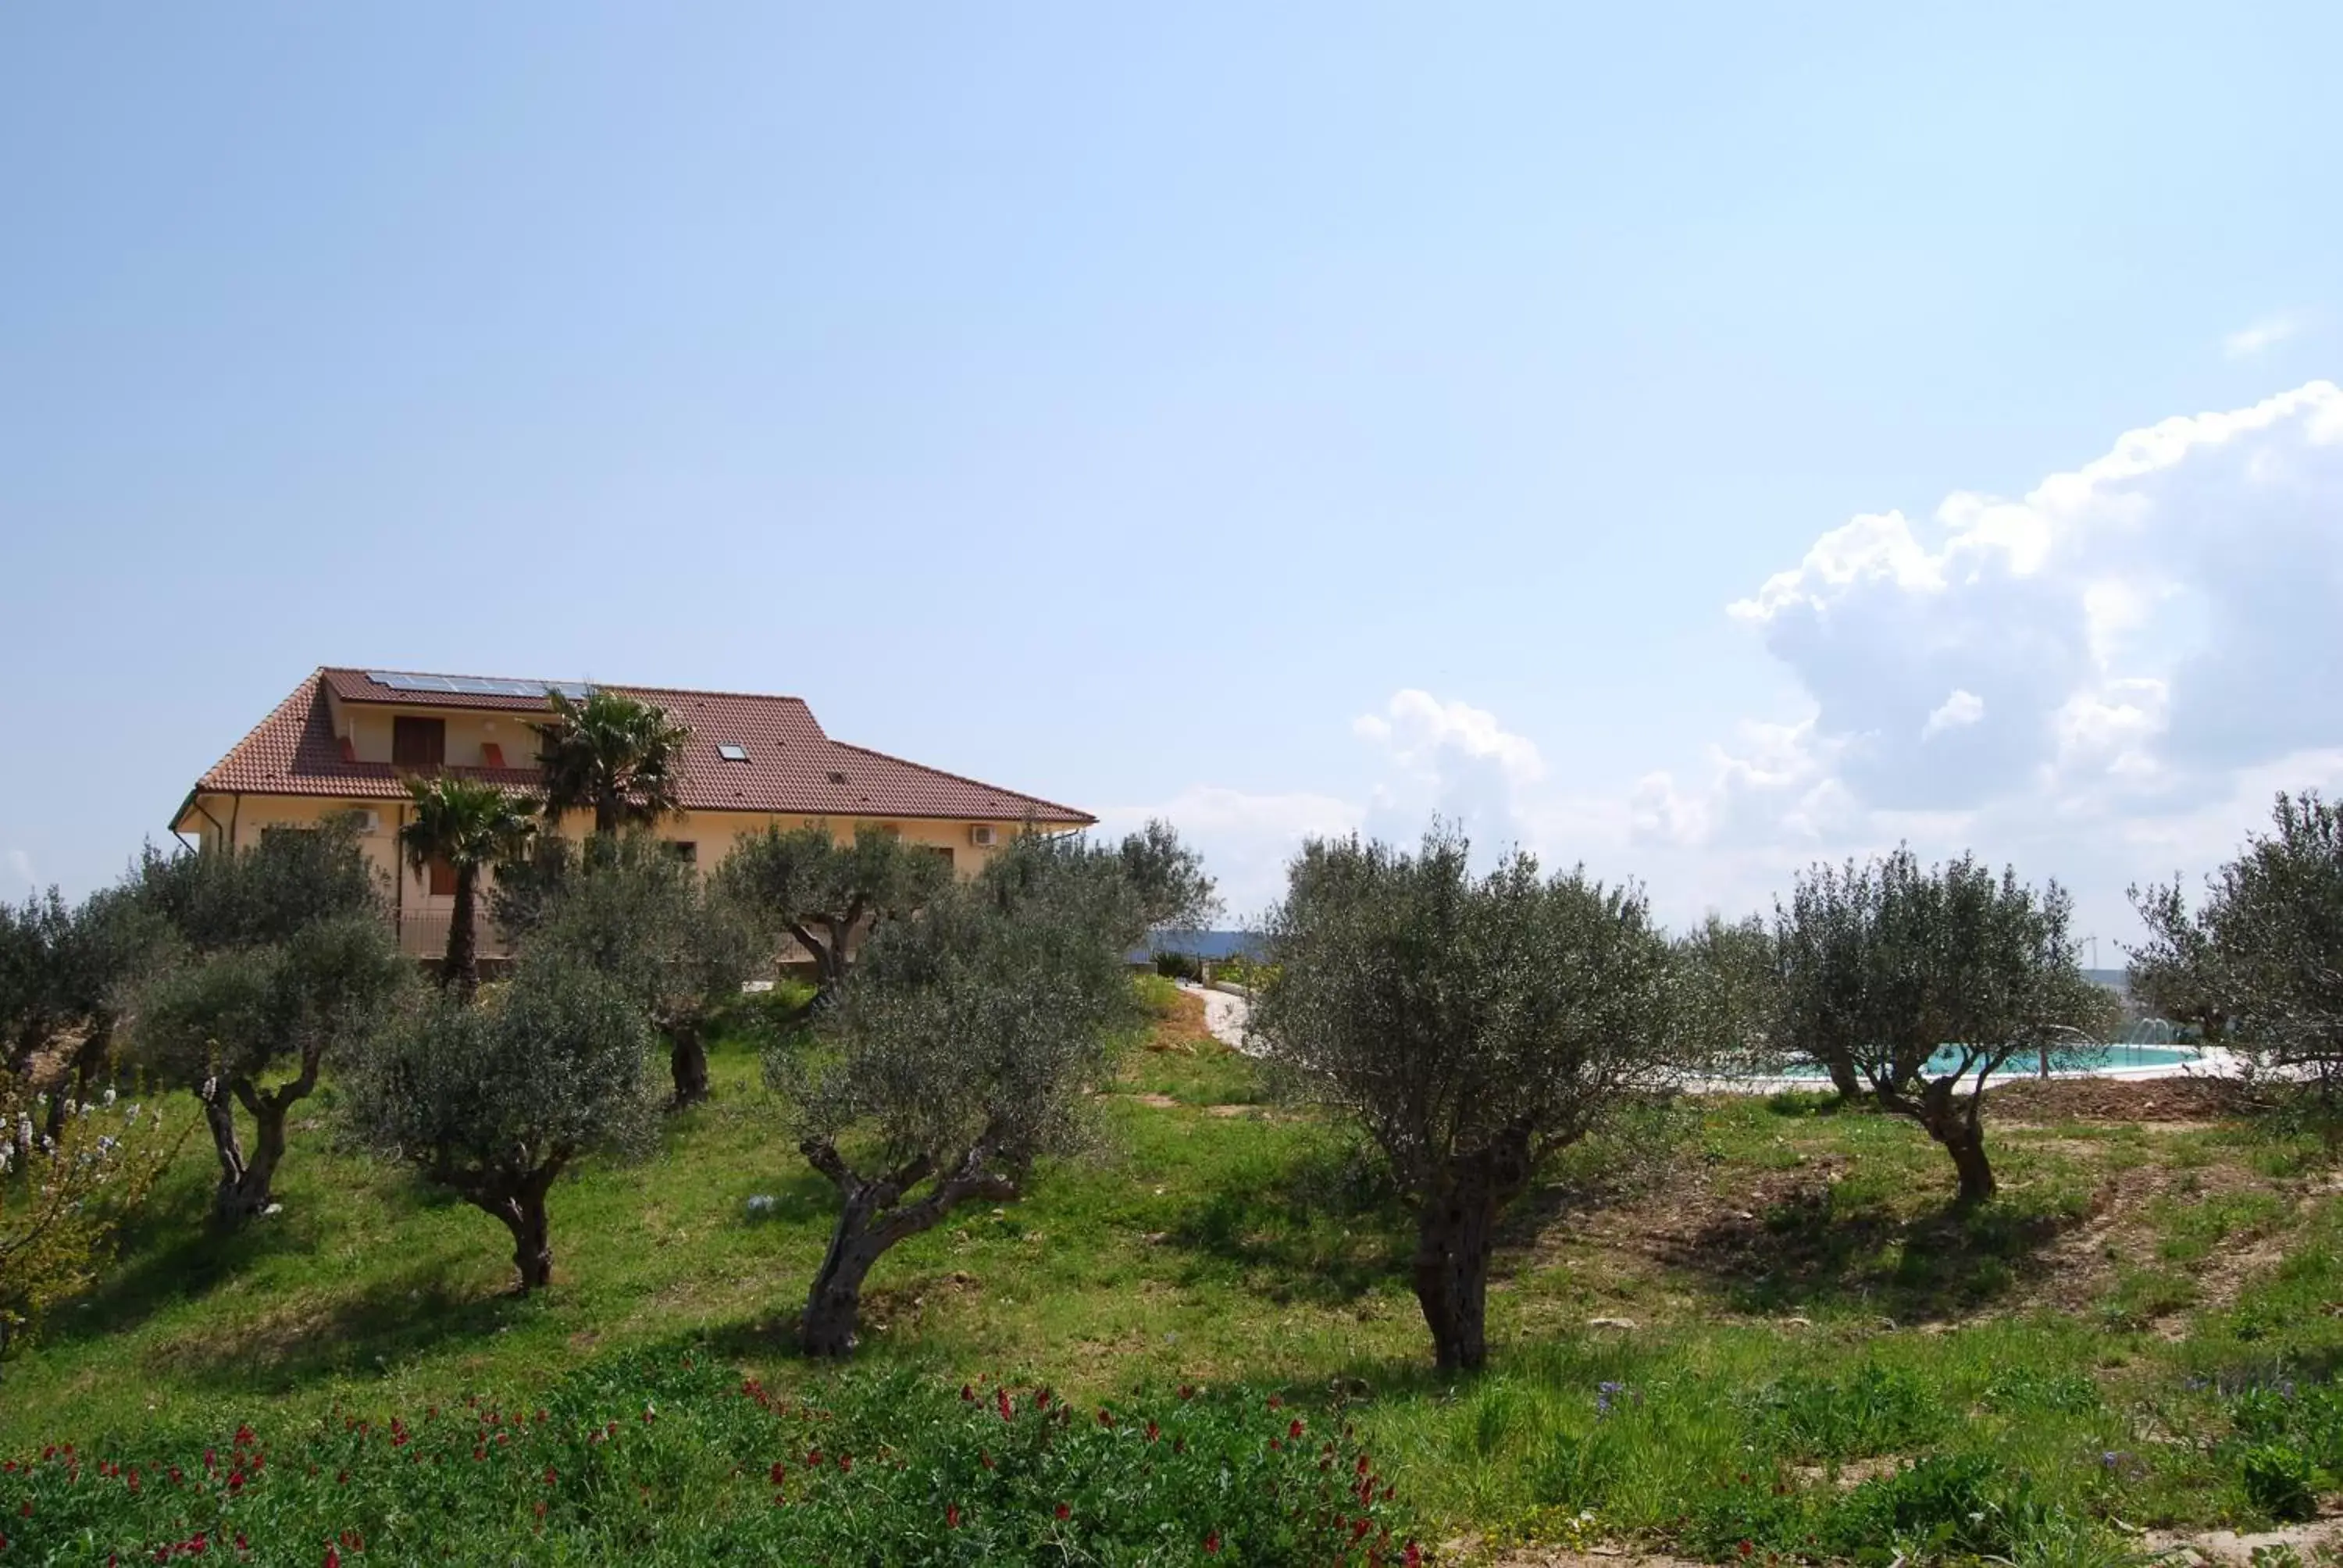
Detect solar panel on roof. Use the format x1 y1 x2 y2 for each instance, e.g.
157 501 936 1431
366 671 594 700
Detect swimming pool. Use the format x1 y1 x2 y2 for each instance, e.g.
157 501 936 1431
1764 1042 2202 1081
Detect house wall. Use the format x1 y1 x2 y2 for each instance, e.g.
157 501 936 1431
325 695 531 769
175 791 1043 958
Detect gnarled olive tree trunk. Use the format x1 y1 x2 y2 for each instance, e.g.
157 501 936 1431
1877 1072 1997 1206
798 1136 1018 1359
667 1017 711 1107
199 1050 326 1226
1410 1128 1535 1374
453 1160 566 1294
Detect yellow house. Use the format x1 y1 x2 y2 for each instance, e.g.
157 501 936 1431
171 667 1096 957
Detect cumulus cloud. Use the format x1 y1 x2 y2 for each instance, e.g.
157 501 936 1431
1123 383 2343 944
1921 690 1985 740
1089 785 1361 926
2224 314 2309 358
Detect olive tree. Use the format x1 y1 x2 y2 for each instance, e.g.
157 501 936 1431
1249 829 1692 1374
2130 790 2343 1088
342 959 659 1292
1 886 169 1139
497 836 760 1106
1117 818 1223 934
776 832 1146 1357
717 822 952 1007
1774 847 2105 1205
122 823 408 1224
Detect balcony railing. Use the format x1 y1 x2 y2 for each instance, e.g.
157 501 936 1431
389 908 514 960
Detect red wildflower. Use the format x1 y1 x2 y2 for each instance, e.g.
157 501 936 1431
1204 1529 1221 1553
1035 1388 1052 1411
1054 1502 1071 1520
1179 1384 1196 1400
806 1449 823 1469
1146 1420 1160 1442
544 1466 558 1486
838 1454 853 1474
1404 1544 1423 1568
979 1451 994 1470
996 1388 1014 1422
1737 1544 1754 1560
237 1536 249 1553
19 1501 30 1516
769 1461 788 1485
324 1551 340 1568
1289 1418 1304 1439
1357 1454 1371 1475
947 1503 962 1529
961 1384 975 1402
473 1445 487 1462
1097 1408 1114 1427
1267 1395 1283 1410
227 1471 244 1492
234 1425 255 1449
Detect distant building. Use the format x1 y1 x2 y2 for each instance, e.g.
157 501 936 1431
173 667 1093 957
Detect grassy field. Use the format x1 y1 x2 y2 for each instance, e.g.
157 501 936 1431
7 989 2343 1560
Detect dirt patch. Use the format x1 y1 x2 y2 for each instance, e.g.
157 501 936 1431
1147 990 1215 1053
1989 1075 2249 1124
1122 1092 1181 1109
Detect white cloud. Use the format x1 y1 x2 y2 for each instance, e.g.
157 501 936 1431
1089 785 1361 926
5 850 32 891
1920 689 1985 740
1129 383 2343 946
2224 313 2309 359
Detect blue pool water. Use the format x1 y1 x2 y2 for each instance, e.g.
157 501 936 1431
1769 1042 2200 1081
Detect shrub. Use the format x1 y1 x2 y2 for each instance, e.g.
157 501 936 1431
1823 1453 2011 1560
0 1077 180 1358
0 1350 1415 1565
1153 950 1204 982
2238 1442 2318 1523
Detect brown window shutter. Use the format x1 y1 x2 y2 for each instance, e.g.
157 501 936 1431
394 717 447 769
427 855 457 896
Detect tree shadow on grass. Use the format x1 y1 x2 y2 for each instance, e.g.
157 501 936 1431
1658 1181 2082 1322
45 1172 326 1345
135 1254 526 1396
1158 1137 1413 1307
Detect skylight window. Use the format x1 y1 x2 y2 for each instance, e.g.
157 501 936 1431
718 744 750 762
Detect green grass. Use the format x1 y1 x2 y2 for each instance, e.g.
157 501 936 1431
8 1044 2343 1561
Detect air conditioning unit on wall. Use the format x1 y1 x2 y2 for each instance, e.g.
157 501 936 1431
351 810 383 836
969 824 999 847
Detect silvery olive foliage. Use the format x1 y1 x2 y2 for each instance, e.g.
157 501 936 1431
1115 817 1223 935
774 831 1148 1357
717 822 954 1003
341 958 660 1293
120 819 408 1225
1771 847 2107 1204
1248 827 1693 1373
497 834 761 1106
2131 790 2343 1088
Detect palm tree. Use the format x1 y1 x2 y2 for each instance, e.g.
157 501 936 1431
533 690 691 837
400 775 537 996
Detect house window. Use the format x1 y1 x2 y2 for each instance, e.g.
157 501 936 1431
920 846 954 872
664 840 698 864
426 854 457 896
394 716 447 769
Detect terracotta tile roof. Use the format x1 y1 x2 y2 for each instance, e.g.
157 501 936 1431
182 668 1094 826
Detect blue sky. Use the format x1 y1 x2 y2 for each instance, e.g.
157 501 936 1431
3 3 2338 952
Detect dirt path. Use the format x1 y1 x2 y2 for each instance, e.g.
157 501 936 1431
1179 982 1253 1053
